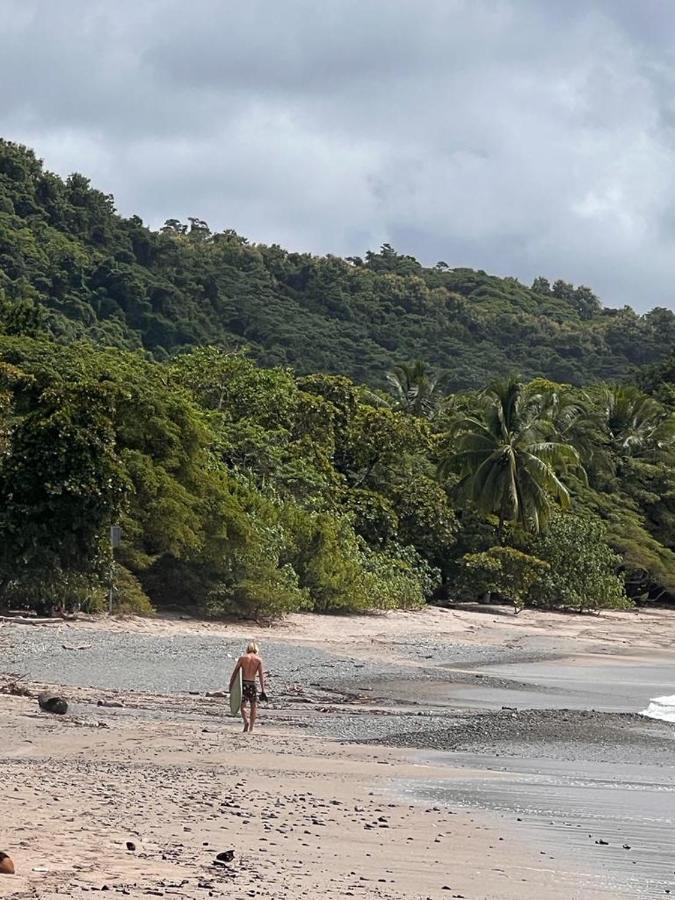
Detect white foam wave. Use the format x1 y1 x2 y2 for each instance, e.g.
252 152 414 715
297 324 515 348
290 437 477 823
641 695 675 723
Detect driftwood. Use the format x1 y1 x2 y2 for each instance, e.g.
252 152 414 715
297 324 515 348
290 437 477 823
0 674 31 697
0 615 77 626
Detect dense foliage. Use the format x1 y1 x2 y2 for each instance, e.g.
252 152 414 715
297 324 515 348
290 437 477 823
0 139 673 617
0 335 672 616
0 340 444 616
2 140 675 392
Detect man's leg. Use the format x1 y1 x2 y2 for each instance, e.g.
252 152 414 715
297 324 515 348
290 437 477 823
249 701 257 732
240 699 250 732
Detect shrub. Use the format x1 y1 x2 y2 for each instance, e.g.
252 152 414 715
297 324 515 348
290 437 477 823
526 513 630 611
459 546 549 613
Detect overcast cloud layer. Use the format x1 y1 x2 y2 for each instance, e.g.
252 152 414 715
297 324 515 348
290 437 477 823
3 0 675 311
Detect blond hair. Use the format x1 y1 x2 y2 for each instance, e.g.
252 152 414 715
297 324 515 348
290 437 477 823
246 641 259 654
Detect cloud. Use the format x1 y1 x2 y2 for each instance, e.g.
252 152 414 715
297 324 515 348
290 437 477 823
2 0 675 310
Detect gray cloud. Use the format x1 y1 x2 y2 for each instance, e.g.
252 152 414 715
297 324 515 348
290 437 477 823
3 0 675 310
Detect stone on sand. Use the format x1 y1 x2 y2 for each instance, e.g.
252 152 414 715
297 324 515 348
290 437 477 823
37 692 68 715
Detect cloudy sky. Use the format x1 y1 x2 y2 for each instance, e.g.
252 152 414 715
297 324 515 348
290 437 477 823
3 0 675 310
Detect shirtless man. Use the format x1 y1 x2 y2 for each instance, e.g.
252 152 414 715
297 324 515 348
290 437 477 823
229 641 266 733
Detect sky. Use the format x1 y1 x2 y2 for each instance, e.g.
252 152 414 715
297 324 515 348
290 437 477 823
3 0 675 311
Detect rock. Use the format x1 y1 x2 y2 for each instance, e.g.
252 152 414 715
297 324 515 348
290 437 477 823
37 692 68 715
97 700 124 708
215 850 235 864
126 842 136 852
0 853 15 875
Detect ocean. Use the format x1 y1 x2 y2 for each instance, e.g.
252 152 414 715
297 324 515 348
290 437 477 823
642 694 675 723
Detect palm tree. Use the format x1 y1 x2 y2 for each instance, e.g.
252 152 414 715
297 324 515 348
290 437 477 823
386 361 443 419
598 385 675 462
438 377 582 535
521 379 606 471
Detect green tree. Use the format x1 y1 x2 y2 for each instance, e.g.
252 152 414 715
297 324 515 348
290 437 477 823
526 513 629 611
458 546 549 613
439 377 582 534
386 361 444 419
0 376 127 611
595 385 675 463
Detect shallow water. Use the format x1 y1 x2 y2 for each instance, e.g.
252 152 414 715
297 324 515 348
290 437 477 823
401 751 675 898
457 653 675 714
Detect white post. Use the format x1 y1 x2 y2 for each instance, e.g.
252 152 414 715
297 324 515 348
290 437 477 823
109 525 122 615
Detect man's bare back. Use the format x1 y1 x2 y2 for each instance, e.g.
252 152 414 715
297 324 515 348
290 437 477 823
238 652 263 682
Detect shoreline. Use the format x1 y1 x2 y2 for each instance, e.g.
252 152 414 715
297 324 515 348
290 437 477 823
2 607 675 898
0 696 634 900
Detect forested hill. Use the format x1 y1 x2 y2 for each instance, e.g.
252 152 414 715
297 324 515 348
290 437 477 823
1 139 674 390
1 139 674 620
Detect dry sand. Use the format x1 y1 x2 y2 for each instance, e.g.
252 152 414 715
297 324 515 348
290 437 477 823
2 606 673 899
39 604 673 654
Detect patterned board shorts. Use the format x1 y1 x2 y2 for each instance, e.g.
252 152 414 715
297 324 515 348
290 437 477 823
242 680 258 703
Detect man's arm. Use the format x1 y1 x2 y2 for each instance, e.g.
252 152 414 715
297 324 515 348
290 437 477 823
229 658 241 690
258 658 265 693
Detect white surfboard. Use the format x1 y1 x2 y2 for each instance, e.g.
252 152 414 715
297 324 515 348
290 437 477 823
229 667 242 716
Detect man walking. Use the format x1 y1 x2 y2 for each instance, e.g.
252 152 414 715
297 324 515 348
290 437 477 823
229 641 267 732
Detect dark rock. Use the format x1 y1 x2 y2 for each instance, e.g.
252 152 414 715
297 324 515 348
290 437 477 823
37 692 68 715
126 842 136 851
0 852 14 875
215 850 235 864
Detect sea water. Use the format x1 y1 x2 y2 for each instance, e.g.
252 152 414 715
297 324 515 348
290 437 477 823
400 751 675 898
641 694 675 723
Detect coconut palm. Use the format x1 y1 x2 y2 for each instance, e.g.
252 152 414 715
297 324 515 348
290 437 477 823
520 379 606 471
438 376 583 534
597 385 675 462
386 361 444 419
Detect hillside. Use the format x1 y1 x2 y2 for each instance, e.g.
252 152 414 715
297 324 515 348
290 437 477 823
0 141 674 619
1 139 674 390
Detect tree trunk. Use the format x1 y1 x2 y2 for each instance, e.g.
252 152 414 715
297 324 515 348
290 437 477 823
497 511 506 545
353 453 381 488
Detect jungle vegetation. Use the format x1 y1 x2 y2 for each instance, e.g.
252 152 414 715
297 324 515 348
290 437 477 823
0 139 673 616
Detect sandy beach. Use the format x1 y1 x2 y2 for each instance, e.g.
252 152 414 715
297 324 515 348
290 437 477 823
2 606 675 899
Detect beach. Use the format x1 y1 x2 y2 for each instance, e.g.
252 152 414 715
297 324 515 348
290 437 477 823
1 606 674 899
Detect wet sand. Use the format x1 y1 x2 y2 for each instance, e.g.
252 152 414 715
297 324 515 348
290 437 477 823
2 606 675 898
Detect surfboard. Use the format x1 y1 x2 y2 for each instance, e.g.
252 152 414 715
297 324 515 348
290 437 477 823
229 667 242 716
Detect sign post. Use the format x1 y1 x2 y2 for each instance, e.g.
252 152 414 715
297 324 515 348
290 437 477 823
109 525 122 614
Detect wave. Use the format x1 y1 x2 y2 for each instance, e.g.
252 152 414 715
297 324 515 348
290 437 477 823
641 695 675 723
